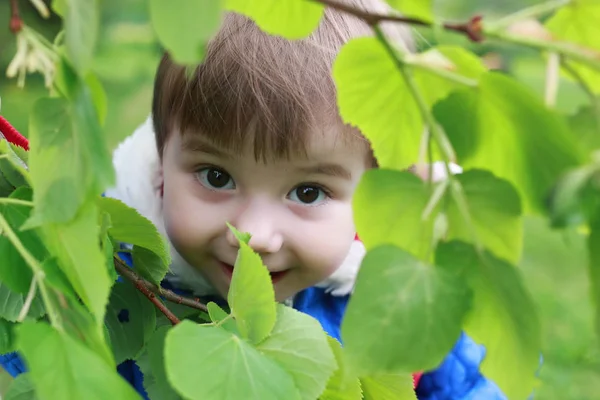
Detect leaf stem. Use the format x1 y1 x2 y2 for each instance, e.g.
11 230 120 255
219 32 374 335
17 276 37 322
488 0 571 30
545 53 561 107
0 198 33 207
0 212 62 329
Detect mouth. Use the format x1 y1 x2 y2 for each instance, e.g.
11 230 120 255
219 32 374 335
219 261 288 284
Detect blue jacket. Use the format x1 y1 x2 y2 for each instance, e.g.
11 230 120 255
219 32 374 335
0 253 508 399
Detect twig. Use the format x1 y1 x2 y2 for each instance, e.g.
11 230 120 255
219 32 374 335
488 0 571 30
314 0 485 41
9 0 22 33
113 256 208 313
113 257 181 325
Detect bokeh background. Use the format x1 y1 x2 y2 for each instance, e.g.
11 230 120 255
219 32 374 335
1 0 598 398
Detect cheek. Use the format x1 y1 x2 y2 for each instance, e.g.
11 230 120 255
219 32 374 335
293 204 356 278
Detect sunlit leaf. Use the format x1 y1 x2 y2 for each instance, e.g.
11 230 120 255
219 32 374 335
545 0 600 94
227 226 276 344
164 321 299 400
149 0 221 64
17 321 140 400
319 337 362 400
436 241 541 400
446 170 523 263
352 169 434 259
5 373 37 400
386 0 433 21
433 72 583 213
342 245 471 375
257 305 336 400
225 0 324 39
360 373 417 400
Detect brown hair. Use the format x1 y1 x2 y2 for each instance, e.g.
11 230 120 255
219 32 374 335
152 0 413 163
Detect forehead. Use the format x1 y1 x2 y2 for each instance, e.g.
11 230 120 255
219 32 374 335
179 122 371 165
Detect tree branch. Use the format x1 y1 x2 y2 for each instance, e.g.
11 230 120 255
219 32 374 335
313 0 484 42
114 257 181 325
9 0 23 33
113 257 208 321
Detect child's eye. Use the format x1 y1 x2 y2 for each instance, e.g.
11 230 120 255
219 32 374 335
196 167 236 190
287 185 328 205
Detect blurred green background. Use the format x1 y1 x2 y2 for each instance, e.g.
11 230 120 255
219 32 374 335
1 0 599 399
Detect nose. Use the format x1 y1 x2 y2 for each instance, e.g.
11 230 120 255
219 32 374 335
226 199 283 254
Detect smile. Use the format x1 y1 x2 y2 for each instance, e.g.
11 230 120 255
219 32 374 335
218 261 288 284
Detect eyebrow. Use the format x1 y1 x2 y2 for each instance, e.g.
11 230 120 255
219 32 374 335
298 163 352 180
181 136 232 158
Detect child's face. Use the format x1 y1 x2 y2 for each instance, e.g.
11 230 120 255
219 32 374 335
160 128 369 301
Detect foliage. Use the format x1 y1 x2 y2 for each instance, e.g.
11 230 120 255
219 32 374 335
0 0 599 399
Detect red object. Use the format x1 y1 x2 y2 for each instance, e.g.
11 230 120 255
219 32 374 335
0 115 29 150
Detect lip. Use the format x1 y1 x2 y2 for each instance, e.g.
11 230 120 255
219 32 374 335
218 261 288 284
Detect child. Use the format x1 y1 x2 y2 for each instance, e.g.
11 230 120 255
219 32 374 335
1 1 508 398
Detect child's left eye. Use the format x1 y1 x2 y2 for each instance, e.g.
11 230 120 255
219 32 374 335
287 185 328 205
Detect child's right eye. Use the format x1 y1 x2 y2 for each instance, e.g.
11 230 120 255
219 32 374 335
196 167 236 190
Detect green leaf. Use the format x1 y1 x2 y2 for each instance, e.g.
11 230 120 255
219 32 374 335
51 289 114 366
360 374 417 400
100 212 118 283
207 302 238 335
334 40 486 171
85 72 107 125
141 325 181 400
164 321 299 400
149 0 221 64
319 337 362 400
0 318 15 354
588 218 600 341
0 140 28 190
226 222 251 244
545 0 600 94
132 246 168 285
5 373 37 400
547 163 600 227
0 283 45 322
16 321 140 400
27 93 114 226
225 0 324 39
386 0 433 21
334 38 421 171
40 202 111 325
64 0 99 73
98 197 170 283
0 189 38 293
569 104 600 152
227 227 276 344
436 241 541 400
342 245 471 375
433 72 583 213
105 281 156 364
446 170 523 264
257 305 336 400
352 169 434 259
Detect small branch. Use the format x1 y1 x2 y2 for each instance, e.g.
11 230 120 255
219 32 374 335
314 0 485 42
9 0 23 33
113 257 181 325
113 256 208 313
489 0 571 31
